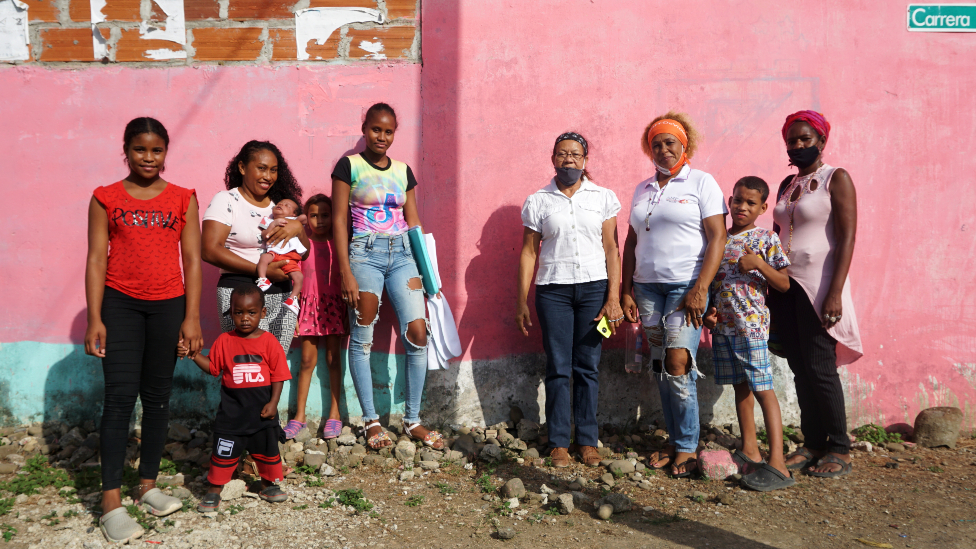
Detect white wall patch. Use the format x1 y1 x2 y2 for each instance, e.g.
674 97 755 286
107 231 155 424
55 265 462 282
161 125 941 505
90 0 108 59
295 7 383 61
0 0 30 61
144 48 187 60
141 0 186 45
358 39 386 60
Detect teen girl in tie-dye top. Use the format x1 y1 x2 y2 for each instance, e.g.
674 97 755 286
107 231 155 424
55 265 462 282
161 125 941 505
330 102 445 455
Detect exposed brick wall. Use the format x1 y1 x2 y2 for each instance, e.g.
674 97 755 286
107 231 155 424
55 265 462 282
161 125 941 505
13 0 420 65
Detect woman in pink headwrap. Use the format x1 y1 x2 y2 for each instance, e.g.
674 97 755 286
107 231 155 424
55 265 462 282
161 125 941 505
769 110 862 478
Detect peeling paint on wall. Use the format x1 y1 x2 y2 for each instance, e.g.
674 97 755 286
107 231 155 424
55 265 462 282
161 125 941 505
144 48 187 60
90 0 108 59
358 39 386 59
294 7 383 61
0 0 29 62
140 0 187 46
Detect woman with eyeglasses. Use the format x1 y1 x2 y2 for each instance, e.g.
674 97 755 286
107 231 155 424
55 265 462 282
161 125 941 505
516 132 623 468
620 112 727 478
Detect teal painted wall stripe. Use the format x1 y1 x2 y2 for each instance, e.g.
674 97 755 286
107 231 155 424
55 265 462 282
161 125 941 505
0 341 408 427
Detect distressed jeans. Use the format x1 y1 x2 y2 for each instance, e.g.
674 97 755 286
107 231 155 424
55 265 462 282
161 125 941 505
347 233 429 424
633 281 707 454
535 280 607 449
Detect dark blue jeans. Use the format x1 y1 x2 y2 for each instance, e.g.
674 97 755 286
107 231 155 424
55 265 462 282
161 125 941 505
535 280 607 449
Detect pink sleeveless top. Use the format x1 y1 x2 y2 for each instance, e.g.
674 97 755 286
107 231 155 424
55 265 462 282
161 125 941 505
773 164 863 366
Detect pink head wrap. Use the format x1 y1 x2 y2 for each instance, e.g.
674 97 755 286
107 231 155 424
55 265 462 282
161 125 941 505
782 110 830 143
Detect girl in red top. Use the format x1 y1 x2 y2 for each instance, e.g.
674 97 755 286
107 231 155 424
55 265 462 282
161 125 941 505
84 117 204 544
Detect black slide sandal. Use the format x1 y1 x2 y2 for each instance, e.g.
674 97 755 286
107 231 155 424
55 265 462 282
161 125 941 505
804 454 852 478
741 463 795 491
785 447 816 471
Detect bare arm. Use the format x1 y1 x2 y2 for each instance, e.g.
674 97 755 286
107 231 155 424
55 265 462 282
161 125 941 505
515 228 541 336
595 217 624 334
620 226 639 322
179 196 204 359
201 219 290 282
332 178 359 310
264 218 310 260
679 213 726 328
261 381 284 418
403 188 422 230
823 168 857 328
84 197 109 358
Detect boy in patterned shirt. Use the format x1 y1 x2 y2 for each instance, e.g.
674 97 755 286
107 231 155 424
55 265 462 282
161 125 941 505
702 176 793 491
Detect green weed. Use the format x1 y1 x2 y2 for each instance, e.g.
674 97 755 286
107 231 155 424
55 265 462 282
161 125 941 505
434 482 456 495
292 504 308 510
851 424 902 445
318 498 336 509
475 473 496 494
544 457 553 468
305 476 325 488
0 455 71 496
62 510 79 519
544 507 560 517
228 504 244 516
334 488 372 513
928 466 944 473
404 495 425 507
0 499 12 517
295 464 318 475
124 504 156 531
1 524 16 543
691 494 706 504
158 459 179 476
180 499 193 513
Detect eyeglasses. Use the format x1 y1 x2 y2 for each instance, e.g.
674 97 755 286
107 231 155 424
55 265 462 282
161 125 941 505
554 152 585 160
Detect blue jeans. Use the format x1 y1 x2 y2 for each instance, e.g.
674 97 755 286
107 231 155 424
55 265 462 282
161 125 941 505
347 234 428 424
535 280 607 449
632 281 707 454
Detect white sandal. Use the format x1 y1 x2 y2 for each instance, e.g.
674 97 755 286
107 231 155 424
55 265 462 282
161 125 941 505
404 423 445 449
365 421 393 449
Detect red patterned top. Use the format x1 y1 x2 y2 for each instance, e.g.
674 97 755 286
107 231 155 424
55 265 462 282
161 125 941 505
93 181 196 300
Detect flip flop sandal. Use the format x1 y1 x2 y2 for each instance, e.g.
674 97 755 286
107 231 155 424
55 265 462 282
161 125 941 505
732 450 767 475
804 454 852 478
670 458 699 479
197 492 221 513
785 447 816 471
740 463 796 492
283 420 306 440
404 423 445 449
365 421 393 450
322 419 343 439
259 484 288 503
648 452 675 470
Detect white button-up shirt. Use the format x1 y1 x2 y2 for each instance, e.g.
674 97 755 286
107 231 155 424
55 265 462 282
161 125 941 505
628 165 727 283
522 178 621 285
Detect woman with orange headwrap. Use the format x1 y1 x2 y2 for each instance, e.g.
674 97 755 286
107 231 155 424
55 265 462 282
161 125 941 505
621 112 727 477
769 110 862 478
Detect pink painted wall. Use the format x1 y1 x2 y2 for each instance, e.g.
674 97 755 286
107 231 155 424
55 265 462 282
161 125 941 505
420 1 976 427
1 64 422 348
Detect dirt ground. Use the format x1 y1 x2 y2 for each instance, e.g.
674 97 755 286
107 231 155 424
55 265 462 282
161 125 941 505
2 439 975 549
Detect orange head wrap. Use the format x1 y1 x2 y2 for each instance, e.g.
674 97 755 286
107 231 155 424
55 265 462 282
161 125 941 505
647 119 689 176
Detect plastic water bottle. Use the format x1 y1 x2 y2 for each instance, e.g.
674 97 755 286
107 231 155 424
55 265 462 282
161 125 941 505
625 323 644 373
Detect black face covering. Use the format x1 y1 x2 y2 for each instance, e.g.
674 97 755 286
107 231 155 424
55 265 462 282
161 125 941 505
554 167 583 185
787 145 821 168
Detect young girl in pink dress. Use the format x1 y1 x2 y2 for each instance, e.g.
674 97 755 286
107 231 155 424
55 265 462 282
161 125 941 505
283 194 348 440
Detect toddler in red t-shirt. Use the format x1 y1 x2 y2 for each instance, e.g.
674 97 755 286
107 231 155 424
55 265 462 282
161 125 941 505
179 284 292 511
255 198 307 315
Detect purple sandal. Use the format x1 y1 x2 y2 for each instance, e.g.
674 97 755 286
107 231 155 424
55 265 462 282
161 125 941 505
322 419 343 439
283 420 306 440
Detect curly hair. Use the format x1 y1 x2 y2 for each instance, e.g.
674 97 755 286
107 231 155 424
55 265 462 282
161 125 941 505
224 141 303 205
641 111 702 160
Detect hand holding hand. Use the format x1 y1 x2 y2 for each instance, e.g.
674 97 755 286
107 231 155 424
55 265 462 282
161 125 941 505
621 294 640 323
177 339 189 358
676 288 708 329
702 307 718 330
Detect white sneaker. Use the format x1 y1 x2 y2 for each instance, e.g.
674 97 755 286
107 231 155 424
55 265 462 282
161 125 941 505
256 278 272 291
283 297 300 316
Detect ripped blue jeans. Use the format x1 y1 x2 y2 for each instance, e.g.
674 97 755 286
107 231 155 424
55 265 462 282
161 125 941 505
633 281 707 454
347 233 429 424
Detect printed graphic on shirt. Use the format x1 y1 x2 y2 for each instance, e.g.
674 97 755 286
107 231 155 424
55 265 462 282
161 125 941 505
347 156 410 236
710 227 790 340
208 331 291 435
231 354 265 384
110 208 181 231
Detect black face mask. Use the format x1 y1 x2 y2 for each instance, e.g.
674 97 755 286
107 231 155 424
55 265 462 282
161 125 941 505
787 145 821 168
554 167 583 185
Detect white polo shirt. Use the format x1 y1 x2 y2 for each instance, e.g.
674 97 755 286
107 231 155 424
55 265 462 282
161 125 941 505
629 165 727 283
522 178 621 286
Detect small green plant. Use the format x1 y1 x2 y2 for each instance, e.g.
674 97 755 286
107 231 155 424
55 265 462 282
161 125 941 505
40 511 57 521
228 504 244 516
475 473 496 494
180 499 193 513
611 469 625 479
295 464 318 475
404 495 425 507
434 482 456 495
1 524 16 543
62 510 79 519
928 466 944 474
340 466 350 475
292 504 308 510
0 499 13 517
756 430 768 444
158 458 179 476
691 494 706 504
305 476 325 488
0 455 71 496
544 457 553 468
318 497 336 509
544 507 560 517
334 488 373 513
124 504 156 531
528 512 544 524
851 424 902 445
